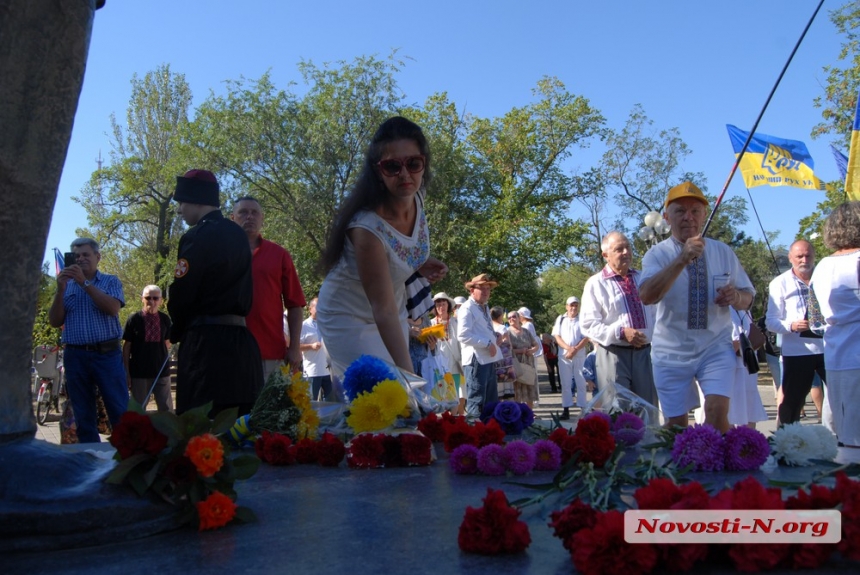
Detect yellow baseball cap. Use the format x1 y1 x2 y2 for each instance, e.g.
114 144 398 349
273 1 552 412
664 182 709 210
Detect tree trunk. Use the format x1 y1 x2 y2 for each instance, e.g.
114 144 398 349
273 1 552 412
0 0 96 441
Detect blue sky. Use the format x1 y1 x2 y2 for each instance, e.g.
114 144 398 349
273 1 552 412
46 0 845 267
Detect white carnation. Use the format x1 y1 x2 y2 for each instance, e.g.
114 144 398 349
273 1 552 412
771 423 818 466
808 424 838 462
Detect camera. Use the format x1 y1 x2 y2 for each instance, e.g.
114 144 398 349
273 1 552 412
64 252 77 268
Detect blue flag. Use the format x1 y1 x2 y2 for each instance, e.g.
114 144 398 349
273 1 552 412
726 125 825 191
53 247 64 276
845 89 860 201
831 144 848 182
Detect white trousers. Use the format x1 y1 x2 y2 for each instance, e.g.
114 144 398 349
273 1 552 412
558 353 586 408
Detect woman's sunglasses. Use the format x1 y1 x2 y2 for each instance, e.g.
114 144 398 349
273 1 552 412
377 155 425 177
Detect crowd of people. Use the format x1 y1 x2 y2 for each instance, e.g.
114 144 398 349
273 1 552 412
48 116 860 459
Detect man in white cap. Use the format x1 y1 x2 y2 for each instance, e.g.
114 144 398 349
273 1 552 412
551 296 589 420
580 231 658 406
640 182 754 433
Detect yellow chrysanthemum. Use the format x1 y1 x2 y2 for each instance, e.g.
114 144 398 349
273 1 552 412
370 379 409 420
347 393 393 433
296 410 320 439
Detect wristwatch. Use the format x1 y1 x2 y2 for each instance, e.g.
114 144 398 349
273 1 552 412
83 280 92 287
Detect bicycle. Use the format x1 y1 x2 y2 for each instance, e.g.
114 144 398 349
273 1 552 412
33 345 64 425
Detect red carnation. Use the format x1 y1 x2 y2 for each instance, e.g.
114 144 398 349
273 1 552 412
380 434 403 467
294 437 318 464
443 419 477 453
347 433 384 468
417 412 446 443
635 478 710 510
458 489 531 554
400 433 432 466
548 426 570 447
576 433 615 468
548 498 598 551
109 411 168 459
474 419 505 448
834 472 860 561
316 432 345 467
262 432 296 465
572 510 658 575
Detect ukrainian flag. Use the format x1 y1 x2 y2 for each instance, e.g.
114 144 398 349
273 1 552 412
844 91 860 201
726 125 825 191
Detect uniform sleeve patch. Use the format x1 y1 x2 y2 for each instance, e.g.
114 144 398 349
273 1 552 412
174 258 189 278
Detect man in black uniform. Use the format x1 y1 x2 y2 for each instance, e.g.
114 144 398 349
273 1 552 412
168 169 264 415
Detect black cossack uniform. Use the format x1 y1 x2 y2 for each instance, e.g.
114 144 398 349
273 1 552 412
168 210 263 414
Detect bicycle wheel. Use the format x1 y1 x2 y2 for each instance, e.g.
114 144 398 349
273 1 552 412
36 381 53 425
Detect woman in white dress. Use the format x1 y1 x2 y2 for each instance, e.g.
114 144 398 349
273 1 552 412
811 201 860 453
317 117 448 376
431 292 464 413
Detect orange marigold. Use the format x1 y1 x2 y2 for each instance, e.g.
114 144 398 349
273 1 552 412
196 490 237 531
184 433 225 477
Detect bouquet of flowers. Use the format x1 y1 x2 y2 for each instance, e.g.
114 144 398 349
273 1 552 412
106 402 259 531
342 355 421 433
581 382 662 445
669 424 771 472
247 366 320 441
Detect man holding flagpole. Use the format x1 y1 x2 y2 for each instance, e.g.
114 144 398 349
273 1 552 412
640 182 755 433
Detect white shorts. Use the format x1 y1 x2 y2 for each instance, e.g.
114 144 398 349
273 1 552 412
653 345 735 418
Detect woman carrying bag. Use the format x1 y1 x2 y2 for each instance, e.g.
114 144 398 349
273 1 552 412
507 310 540 408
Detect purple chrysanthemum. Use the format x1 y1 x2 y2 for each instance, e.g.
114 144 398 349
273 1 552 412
476 443 507 476
612 412 646 447
503 440 536 475
533 439 562 471
670 424 726 472
450 444 479 475
723 426 770 471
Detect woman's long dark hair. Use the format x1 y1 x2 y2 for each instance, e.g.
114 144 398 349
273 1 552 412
319 116 432 274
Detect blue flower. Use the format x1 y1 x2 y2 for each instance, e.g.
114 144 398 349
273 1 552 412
342 355 396 401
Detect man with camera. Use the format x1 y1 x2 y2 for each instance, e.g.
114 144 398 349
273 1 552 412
48 238 128 443
765 239 827 425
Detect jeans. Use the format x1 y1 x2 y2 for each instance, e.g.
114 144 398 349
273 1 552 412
463 356 497 417
63 347 129 443
309 375 333 401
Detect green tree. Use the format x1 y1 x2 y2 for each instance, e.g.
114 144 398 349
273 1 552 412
74 64 197 300
805 1 860 246
31 264 62 348
190 55 406 297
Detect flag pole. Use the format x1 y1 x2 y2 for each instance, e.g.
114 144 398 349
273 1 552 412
701 0 825 237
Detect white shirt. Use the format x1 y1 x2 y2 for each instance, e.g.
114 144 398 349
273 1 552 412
522 320 543 357
580 266 655 347
765 268 824 357
810 251 860 371
300 316 329 377
641 237 754 366
551 313 585 360
456 297 503 366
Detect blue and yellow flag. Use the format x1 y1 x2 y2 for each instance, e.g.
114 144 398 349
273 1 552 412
844 90 860 201
726 125 825 191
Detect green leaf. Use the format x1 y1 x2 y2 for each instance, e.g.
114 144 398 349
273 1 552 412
105 453 152 484
126 397 146 415
127 469 149 496
211 407 240 435
149 411 184 443
230 455 261 480
180 404 213 437
232 506 257 524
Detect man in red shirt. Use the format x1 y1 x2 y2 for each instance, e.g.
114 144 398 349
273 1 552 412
232 197 306 383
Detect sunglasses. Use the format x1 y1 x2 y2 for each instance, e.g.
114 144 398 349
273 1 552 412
377 155 425 177
144 296 161 301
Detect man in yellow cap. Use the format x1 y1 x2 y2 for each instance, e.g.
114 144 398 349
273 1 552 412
639 182 755 433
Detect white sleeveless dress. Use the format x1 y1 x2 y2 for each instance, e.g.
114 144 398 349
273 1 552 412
317 194 429 376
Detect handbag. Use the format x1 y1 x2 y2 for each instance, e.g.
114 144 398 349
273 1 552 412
739 331 760 375
747 321 766 351
512 356 537 386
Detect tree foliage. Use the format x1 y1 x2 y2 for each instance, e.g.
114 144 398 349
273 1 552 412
74 64 196 301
